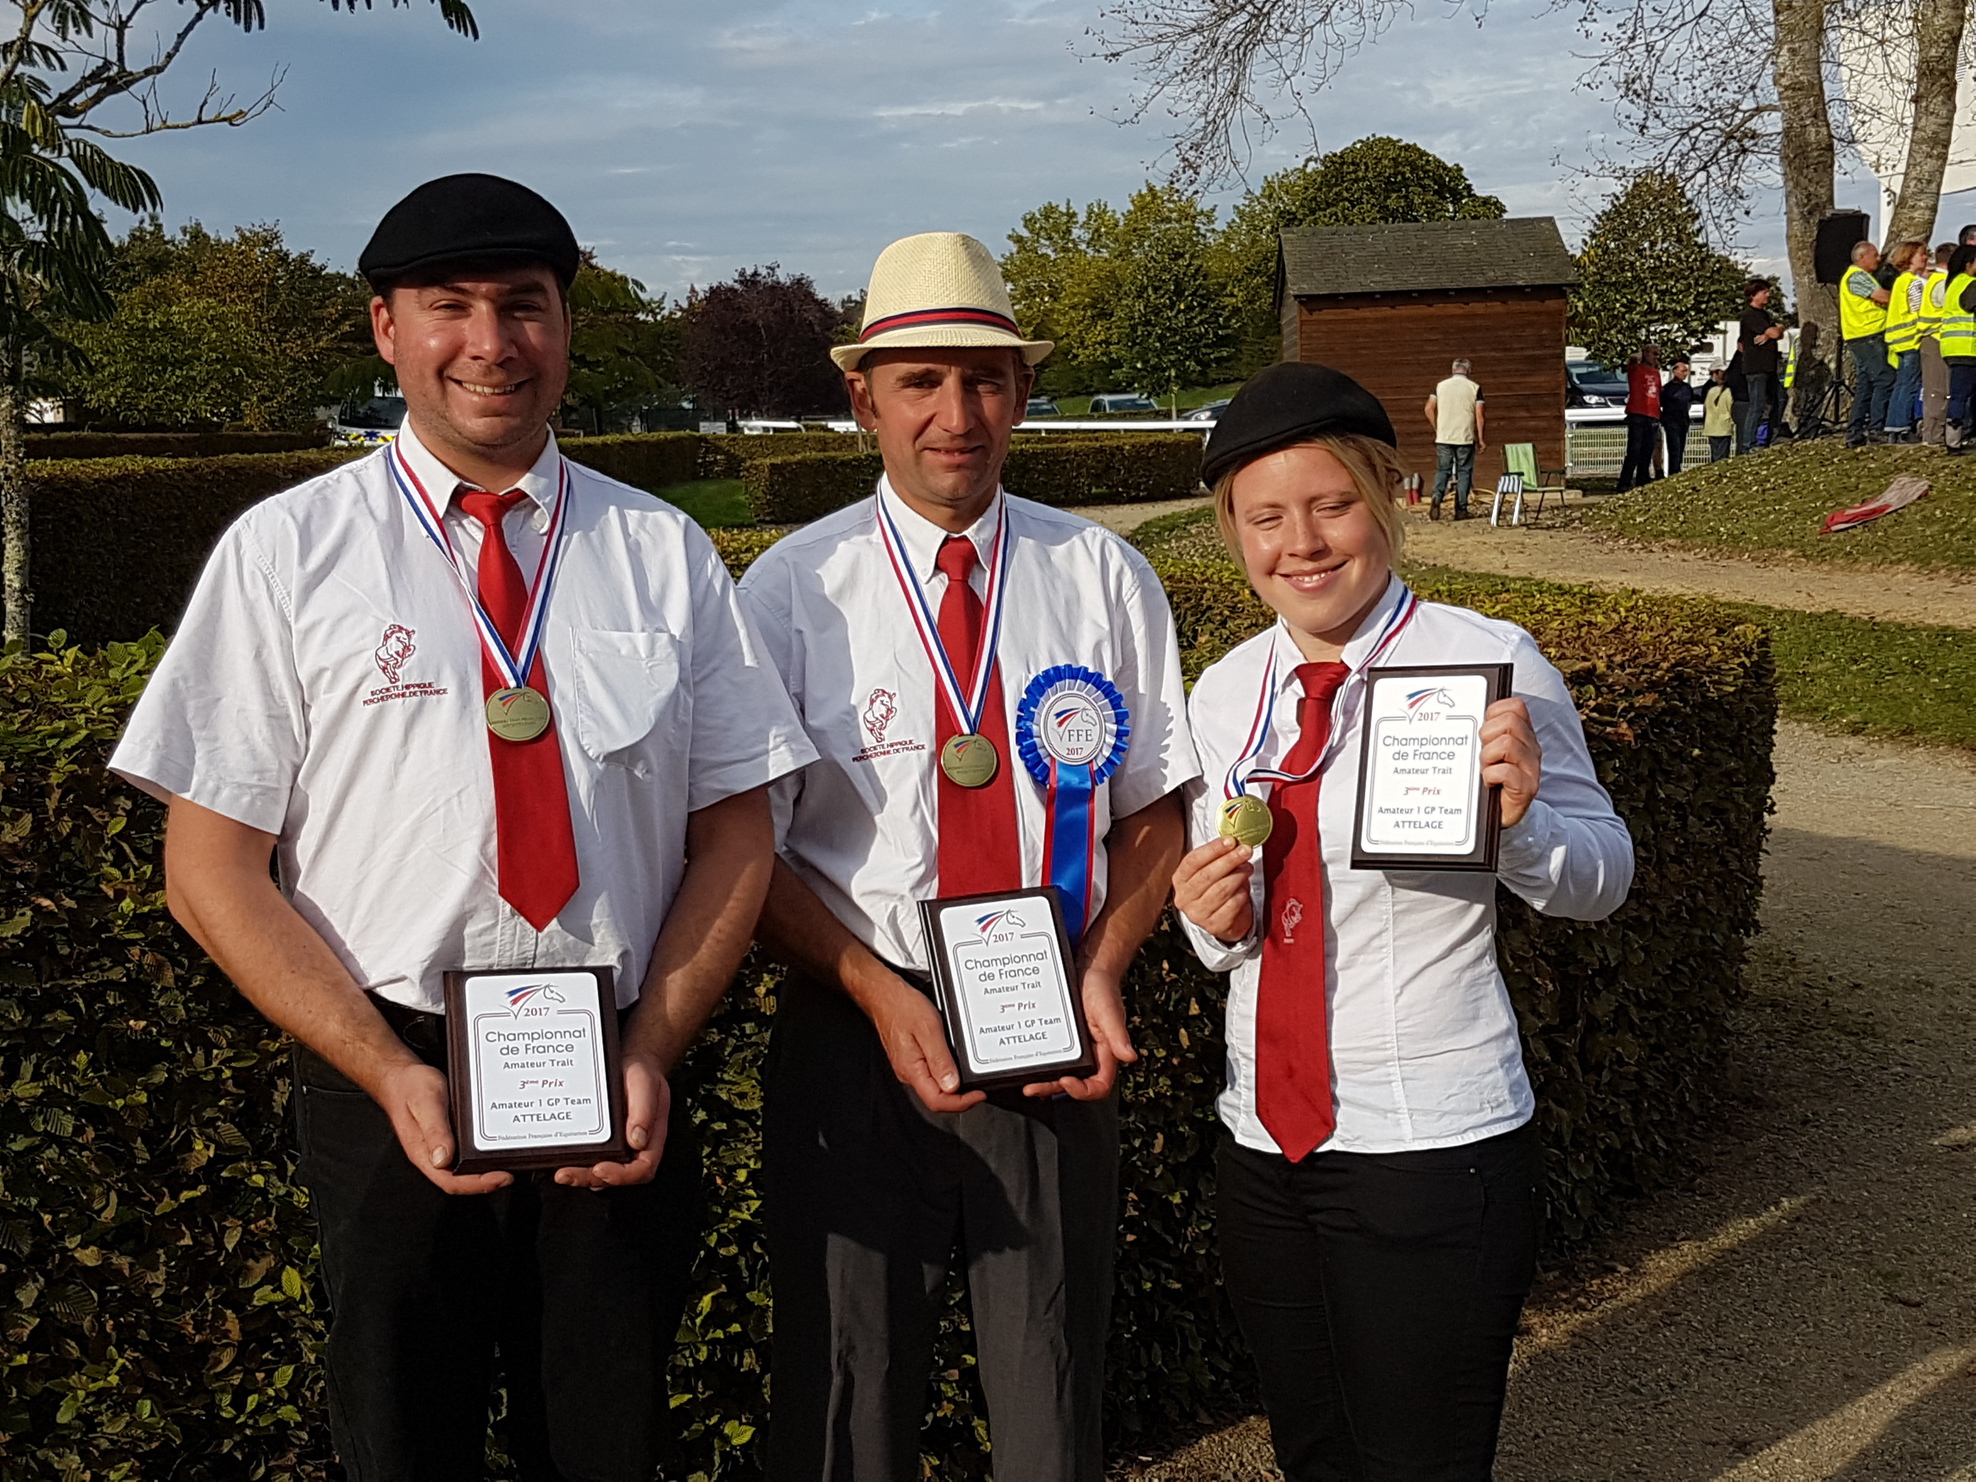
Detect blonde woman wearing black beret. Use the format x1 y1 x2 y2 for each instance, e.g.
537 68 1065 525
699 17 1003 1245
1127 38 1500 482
1172 363 1634 1481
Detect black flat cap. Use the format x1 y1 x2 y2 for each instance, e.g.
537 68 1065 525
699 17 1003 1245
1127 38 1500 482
1202 362 1397 486
359 173 580 289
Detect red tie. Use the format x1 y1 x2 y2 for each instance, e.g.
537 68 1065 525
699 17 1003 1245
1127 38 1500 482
933 534 1021 896
1255 660 1351 1162
458 489 579 932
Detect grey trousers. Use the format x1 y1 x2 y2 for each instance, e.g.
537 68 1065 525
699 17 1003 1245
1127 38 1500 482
1922 337 1950 445
764 972 1120 1482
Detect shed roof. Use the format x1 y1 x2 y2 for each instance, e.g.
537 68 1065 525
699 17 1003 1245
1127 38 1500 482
1278 217 1580 301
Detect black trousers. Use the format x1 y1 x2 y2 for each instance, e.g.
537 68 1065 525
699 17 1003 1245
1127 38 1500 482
1216 1122 1543 1482
294 1038 702 1482
763 972 1120 1482
1661 420 1689 475
1615 412 1658 491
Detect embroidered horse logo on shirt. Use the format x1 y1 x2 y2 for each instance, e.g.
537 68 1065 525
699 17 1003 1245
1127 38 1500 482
374 624 417 685
863 688 898 743
1280 898 1305 945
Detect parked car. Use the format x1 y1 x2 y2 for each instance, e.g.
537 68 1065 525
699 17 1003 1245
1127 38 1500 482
331 395 407 445
1089 392 1159 414
1181 399 1232 422
1566 359 1629 408
1025 396 1062 417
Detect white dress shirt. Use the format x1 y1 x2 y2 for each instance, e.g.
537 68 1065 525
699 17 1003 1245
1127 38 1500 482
738 477 1199 973
1182 575 1634 1157
111 420 816 1012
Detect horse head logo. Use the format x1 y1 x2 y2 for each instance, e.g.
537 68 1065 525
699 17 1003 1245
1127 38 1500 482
1280 898 1305 945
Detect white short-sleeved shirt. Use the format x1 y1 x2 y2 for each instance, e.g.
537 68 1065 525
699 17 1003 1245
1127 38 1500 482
738 478 1200 973
110 421 816 1012
1181 576 1635 1156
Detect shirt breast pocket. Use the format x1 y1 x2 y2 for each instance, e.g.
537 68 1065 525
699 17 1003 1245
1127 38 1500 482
568 630 683 777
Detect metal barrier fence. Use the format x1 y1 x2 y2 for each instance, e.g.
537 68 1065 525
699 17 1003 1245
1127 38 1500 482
1566 424 1629 478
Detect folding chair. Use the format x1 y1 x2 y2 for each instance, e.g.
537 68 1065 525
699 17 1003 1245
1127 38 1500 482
1489 472 1525 527
1501 442 1567 521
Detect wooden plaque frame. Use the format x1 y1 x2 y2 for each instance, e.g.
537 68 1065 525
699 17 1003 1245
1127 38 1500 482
442 966 630 1175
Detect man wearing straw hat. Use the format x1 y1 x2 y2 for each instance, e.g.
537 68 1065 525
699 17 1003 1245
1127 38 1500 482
740 232 1198 1481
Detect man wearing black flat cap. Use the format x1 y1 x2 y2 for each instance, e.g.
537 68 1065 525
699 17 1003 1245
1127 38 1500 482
112 173 813 1478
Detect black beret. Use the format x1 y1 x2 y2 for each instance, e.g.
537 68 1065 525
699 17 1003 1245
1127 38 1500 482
359 173 580 289
1202 362 1397 486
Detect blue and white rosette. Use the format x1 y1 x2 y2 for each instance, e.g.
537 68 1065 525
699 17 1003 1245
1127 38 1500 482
1015 666 1131 943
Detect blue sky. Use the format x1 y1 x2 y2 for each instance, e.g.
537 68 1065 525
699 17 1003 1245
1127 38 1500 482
100 0 1864 301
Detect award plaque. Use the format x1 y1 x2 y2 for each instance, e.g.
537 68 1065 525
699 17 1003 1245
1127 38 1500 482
1350 664 1513 872
918 886 1096 1093
442 966 630 1174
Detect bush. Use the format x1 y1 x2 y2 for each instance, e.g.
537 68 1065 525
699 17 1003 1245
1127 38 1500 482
558 432 702 492
30 450 363 647
741 434 1205 523
26 431 330 460
0 552 1774 1478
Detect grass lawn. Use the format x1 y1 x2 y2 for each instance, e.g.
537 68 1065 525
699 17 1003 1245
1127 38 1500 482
1574 440 1976 570
1130 507 1976 751
655 478 752 528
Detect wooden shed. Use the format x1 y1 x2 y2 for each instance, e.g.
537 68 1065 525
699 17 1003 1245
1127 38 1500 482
1277 218 1578 487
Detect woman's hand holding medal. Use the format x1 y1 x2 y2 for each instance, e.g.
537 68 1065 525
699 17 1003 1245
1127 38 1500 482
1174 835 1258 946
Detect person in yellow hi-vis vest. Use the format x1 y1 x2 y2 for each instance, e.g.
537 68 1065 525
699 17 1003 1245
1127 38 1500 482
1941 243 1976 451
1919 242 1954 446
1840 240 1895 445
1883 241 1930 441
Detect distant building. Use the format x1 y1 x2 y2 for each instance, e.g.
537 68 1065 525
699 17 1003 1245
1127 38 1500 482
1277 218 1579 486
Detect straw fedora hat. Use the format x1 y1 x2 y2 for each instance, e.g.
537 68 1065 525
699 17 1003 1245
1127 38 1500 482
830 231 1053 371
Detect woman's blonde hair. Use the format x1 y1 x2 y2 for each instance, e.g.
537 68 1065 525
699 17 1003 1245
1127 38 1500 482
1210 434 1408 574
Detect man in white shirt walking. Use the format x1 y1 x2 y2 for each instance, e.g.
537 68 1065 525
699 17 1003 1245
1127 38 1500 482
1424 359 1485 520
110 174 814 1480
739 232 1198 1482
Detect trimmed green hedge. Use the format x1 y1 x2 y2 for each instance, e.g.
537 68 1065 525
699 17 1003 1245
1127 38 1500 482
741 434 1204 523
0 541 1774 1479
556 431 702 492
31 450 363 647
27 431 331 460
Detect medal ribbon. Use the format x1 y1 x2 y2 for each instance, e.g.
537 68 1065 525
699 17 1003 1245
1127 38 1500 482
389 441 572 693
1042 757 1098 942
1225 587 1419 800
1017 668 1131 947
875 481 1011 737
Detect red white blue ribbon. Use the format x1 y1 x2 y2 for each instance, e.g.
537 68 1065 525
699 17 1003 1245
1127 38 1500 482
873 479 1011 736
388 441 572 692
1225 585 1420 799
1015 667 1131 944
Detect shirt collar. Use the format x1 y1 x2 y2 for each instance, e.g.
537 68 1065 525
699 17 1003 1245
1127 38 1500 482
394 416 563 531
876 473 1004 583
1267 573 1409 685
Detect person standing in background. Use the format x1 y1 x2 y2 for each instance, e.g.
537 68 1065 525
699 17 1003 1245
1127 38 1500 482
1615 345 1660 493
1424 358 1485 521
1702 366 1735 461
1659 358 1696 475
1883 241 1930 442
1737 280 1784 454
1841 241 1896 446
1941 243 1976 451
1919 243 1955 447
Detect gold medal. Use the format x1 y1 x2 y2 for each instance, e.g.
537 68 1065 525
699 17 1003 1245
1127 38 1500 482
1218 794 1274 848
486 685 552 743
940 733 1000 788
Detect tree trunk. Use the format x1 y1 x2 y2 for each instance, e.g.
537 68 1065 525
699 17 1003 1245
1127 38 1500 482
1775 0 1840 364
1 338 29 646
1884 0 1969 249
